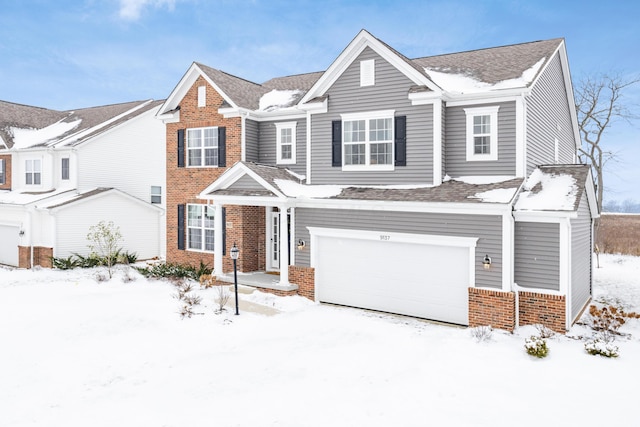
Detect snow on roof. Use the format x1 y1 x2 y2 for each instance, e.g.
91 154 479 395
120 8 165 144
10 118 82 149
274 179 343 198
469 188 519 203
258 89 303 111
425 57 545 94
515 168 578 211
0 188 77 206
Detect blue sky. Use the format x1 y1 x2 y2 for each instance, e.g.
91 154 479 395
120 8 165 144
1 0 638 202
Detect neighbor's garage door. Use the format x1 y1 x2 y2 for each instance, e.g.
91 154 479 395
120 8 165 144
312 228 476 325
0 225 20 267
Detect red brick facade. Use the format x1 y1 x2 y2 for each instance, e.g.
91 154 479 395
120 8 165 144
223 205 266 273
18 246 53 268
468 288 516 331
518 291 567 333
0 154 11 190
289 265 315 300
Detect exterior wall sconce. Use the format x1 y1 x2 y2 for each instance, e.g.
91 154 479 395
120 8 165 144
482 254 492 270
19 230 25 237
297 239 306 250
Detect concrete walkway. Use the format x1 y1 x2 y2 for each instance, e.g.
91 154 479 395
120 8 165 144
218 283 281 316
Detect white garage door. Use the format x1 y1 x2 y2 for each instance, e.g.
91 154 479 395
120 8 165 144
311 228 477 325
0 225 20 267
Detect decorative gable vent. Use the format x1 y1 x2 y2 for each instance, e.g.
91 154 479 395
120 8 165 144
198 86 206 107
360 59 375 87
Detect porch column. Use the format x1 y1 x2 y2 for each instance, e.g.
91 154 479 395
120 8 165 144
278 206 290 286
213 203 224 276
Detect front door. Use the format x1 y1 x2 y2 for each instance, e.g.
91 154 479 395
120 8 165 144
267 209 280 271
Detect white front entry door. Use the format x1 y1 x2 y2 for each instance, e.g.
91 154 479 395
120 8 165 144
267 210 280 271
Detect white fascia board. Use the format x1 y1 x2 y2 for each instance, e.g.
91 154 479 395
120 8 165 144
307 226 478 247
157 110 180 124
293 197 512 215
298 98 328 114
584 169 600 218
408 91 442 105
300 30 440 105
219 106 306 122
49 188 163 213
445 91 528 107
197 162 287 199
202 195 287 207
514 210 577 222
515 96 526 177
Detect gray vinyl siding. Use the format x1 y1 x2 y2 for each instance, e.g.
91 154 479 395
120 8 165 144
257 118 307 175
310 47 433 185
228 174 264 191
514 221 560 290
570 193 593 322
526 53 577 174
295 208 503 289
444 101 517 177
245 119 259 162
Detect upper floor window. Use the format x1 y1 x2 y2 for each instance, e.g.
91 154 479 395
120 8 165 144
25 159 41 185
0 159 5 184
465 106 499 161
275 122 297 164
187 127 218 167
61 158 70 180
341 110 394 171
187 204 214 252
151 186 162 204
198 86 206 107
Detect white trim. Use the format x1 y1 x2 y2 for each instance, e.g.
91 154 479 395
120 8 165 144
433 101 443 185
464 106 499 162
515 96 526 177
275 121 297 165
198 162 287 200
341 110 395 171
290 207 296 265
278 206 290 286
213 203 224 275
514 211 577 222
502 212 514 292
444 90 530 106
306 112 312 184
197 85 206 107
241 114 246 162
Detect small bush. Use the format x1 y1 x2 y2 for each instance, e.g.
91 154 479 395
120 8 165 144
135 262 200 280
73 253 103 269
470 325 493 342
585 338 619 358
535 324 555 339
119 251 138 265
524 335 549 358
214 284 231 314
195 261 212 279
51 255 78 270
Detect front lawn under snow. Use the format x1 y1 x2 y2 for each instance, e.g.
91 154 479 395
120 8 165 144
1 254 638 426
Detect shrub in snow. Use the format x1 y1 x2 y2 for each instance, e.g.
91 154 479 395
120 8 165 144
135 262 208 281
86 220 123 279
172 280 202 318
584 339 619 358
534 324 555 339
524 335 549 358
213 284 231 314
470 325 493 342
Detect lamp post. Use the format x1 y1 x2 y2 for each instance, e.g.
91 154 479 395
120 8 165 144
230 243 240 315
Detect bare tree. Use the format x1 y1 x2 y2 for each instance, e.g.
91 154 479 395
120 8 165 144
575 73 640 214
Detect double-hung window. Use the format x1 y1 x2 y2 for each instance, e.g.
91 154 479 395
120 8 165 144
0 159 5 184
187 127 218 167
342 110 394 170
465 106 499 161
61 158 70 180
276 122 296 164
25 159 41 185
187 204 214 252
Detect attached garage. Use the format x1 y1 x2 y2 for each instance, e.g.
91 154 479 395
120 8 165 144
0 224 20 267
309 227 477 325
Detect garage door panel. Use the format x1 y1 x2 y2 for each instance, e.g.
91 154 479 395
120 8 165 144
315 234 471 325
0 225 20 267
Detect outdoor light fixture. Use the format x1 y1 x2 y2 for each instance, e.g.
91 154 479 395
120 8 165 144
230 243 240 315
18 230 25 237
483 254 492 270
297 239 306 250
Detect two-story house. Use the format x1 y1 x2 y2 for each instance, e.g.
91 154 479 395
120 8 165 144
0 99 166 268
157 30 597 332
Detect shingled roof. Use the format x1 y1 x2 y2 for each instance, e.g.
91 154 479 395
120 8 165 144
0 99 162 149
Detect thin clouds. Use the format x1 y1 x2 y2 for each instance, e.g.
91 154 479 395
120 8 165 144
118 0 176 20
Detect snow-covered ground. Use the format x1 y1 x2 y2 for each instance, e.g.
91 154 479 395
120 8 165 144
1 254 638 427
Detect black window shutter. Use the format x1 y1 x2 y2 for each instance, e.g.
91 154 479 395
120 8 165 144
221 207 226 255
177 204 185 250
218 127 226 167
177 129 185 168
395 115 407 167
331 120 342 167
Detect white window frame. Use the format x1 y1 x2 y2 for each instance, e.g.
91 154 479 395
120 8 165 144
187 204 215 252
151 186 162 204
197 85 206 107
465 106 499 161
187 126 219 167
275 121 297 165
360 59 375 87
61 157 70 180
341 110 395 171
25 159 42 185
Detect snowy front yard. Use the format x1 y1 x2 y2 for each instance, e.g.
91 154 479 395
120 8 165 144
1 254 639 427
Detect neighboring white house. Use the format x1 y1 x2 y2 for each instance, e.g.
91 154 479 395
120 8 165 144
0 99 166 267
